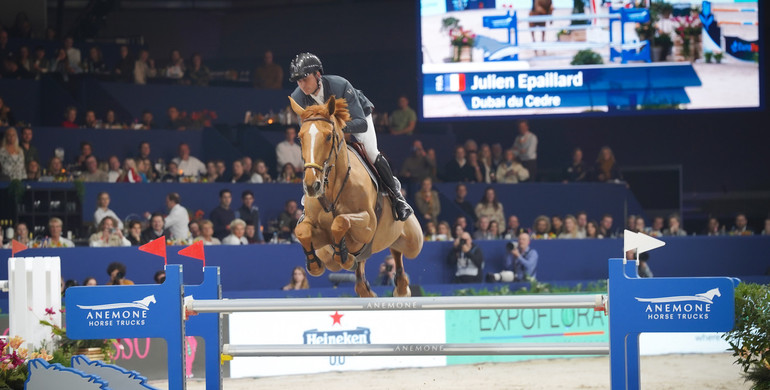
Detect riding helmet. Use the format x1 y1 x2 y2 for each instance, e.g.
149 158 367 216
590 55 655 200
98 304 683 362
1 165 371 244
289 52 324 82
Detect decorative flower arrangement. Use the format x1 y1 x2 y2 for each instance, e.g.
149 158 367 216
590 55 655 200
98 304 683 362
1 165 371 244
449 27 476 48
187 109 218 129
673 14 702 59
39 307 116 366
0 336 53 390
442 16 476 62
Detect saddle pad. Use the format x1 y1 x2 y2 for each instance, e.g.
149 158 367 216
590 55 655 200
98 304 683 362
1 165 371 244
347 143 379 193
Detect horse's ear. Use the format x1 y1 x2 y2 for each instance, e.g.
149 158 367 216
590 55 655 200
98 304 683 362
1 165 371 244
288 96 304 116
327 95 336 116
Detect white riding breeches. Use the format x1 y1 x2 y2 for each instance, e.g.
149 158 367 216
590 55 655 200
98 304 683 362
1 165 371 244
353 114 380 162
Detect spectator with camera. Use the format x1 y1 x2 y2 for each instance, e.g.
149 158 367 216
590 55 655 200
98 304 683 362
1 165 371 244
506 232 538 281
107 262 134 285
447 231 484 283
89 216 130 247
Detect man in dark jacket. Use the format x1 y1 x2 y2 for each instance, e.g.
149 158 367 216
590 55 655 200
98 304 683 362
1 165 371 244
235 190 264 243
289 52 413 221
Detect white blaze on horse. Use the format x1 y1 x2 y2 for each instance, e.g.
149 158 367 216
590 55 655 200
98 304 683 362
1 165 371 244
289 95 423 297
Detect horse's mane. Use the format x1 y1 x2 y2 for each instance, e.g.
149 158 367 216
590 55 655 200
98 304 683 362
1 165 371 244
300 96 351 130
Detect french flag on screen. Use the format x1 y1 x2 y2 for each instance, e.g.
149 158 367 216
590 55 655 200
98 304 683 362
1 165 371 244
436 73 466 92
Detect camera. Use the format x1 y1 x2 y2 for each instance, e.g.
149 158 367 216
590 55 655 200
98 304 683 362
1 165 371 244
505 240 518 251
386 264 394 272
459 238 467 246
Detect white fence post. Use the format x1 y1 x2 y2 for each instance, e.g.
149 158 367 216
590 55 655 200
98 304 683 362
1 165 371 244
8 257 62 351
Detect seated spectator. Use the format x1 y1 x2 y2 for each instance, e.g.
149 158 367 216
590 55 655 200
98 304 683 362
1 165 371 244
415 177 440 223
496 149 529 184
164 192 191 242
586 220 599 238
118 158 142 183
474 187 505 228
188 220 201 239
531 215 555 239
40 217 75 248
563 147 588 182
89 216 130 247
400 140 435 184
94 191 124 230
245 224 259 244
473 216 494 240
48 156 65 178
730 213 754 236
502 215 525 240
154 270 166 284
453 184 476 223
210 189 235 239
205 161 218 182
103 109 124 129
235 190 264 243
277 163 300 183
185 53 210 86
558 214 585 239
17 46 33 76
488 220 501 240
126 220 143 245
135 159 149 182
443 145 476 182
230 160 250 183
107 155 122 182
164 49 186 81
388 95 416 135
113 45 134 82
172 143 206 178
576 211 588 236
215 160 227 182
626 215 637 233
25 160 41 181
32 46 51 80
507 232 538 281
222 219 248 245
277 200 299 241
2 222 29 248
50 48 73 81
253 50 283 89
634 216 649 235
140 157 158 182
597 214 617 238
550 215 564 236
0 97 16 127
75 141 93 170
134 49 156 85
467 151 484 183
276 127 302 173
649 216 664 237
250 159 273 183
79 155 108 182
478 144 495 183
376 255 407 286
83 277 98 286
704 217 722 236
107 262 134 285
195 219 221 245
424 221 438 241
436 221 452 241
166 106 187 130
594 146 623 182
637 253 653 278
63 37 81 72
83 46 108 75
762 217 770 235
141 213 166 244
20 127 39 166
454 215 469 235
282 266 310 290
0 127 27 180
138 110 155 130
241 157 253 175
663 214 687 236
447 231 484 283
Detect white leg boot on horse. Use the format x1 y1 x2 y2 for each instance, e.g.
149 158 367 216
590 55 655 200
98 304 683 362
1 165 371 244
374 154 413 221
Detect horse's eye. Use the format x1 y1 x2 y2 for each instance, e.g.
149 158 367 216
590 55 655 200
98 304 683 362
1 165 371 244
326 134 332 141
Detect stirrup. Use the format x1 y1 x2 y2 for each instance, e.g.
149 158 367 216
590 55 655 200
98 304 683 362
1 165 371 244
393 198 413 221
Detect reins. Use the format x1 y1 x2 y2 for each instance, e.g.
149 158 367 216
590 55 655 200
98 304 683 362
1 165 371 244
302 116 351 215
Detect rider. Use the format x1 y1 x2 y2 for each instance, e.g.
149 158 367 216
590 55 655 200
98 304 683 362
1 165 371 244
289 52 413 221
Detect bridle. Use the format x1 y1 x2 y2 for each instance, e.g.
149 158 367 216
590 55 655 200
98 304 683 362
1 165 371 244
302 116 350 214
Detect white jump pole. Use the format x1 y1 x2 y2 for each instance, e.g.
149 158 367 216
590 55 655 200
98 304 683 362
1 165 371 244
223 342 610 357
7 256 62 350
189 294 606 313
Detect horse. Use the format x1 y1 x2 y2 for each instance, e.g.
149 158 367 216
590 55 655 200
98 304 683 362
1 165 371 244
288 95 423 298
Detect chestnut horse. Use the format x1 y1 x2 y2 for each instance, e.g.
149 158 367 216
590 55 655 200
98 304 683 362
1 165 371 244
289 95 423 297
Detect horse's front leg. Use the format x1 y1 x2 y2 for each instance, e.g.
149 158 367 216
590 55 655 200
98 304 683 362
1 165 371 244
354 259 376 298
295 219 326 277
330 211 372 270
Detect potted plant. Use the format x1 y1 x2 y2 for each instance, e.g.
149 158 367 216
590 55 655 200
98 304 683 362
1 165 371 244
571 49 603 65
723 283 770 389
40 308 116 364
0 336 54 390
714 51 724 64
704 51 713 63
442 17 475 62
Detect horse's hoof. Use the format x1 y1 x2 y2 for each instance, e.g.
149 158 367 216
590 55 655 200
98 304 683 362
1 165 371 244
339 255 356 271
393 286 411 298
306 260 326 277
355 284 377 298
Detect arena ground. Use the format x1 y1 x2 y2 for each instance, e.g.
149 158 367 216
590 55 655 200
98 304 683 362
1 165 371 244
149 353 750 389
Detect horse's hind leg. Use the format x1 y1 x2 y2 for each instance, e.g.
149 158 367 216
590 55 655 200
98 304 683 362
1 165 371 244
391 249 411 297
354 260 377 298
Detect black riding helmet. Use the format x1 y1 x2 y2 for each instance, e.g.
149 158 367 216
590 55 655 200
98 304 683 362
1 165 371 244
289 52 323 82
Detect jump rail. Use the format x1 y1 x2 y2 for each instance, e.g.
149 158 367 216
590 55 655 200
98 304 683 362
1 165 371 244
188 294 606 313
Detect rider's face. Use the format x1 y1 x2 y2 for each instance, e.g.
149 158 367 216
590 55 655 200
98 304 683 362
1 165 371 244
297 73 319 95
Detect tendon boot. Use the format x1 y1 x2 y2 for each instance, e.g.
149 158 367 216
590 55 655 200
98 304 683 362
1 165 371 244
374 154 413 221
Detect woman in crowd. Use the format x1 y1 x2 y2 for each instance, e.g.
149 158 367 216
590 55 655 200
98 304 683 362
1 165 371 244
25 160 41 181
475 187 505 228
2 222 29 248
118 158 141 183
531 215 555 239
550 215 564 236
94 191 123 230
0 127 27 180
51 49 73 81
0 97 16 126
436 221 452 241
415 177 440 223
89 216 130 247
585 221 599 239
277 163 300 183
222 219 248 245
103 109 124 129
558 214 584 239
594 146 623 182
82 277 98 286
424 221 438 241
205 161 219 182
282 266 310 290
488 220 501 240
479 144 495 183
126 220 143 245
195 220 221 245
250 159 272 183
185 53 210 86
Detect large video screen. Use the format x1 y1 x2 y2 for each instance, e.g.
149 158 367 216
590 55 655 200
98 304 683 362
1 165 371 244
419 0 761 120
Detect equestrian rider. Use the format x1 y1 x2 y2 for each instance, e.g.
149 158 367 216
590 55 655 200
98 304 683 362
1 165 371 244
289 52 413 221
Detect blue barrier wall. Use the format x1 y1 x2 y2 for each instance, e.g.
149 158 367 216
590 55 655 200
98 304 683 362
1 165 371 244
1 236 767 294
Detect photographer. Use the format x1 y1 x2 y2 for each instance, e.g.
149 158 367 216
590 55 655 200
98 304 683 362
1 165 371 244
506 232 538 281
107 262 134 285
89 216 130 247
447 232 484 283
378 254 407 286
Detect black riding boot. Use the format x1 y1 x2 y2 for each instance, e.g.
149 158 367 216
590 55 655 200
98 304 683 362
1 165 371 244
374 154 413 221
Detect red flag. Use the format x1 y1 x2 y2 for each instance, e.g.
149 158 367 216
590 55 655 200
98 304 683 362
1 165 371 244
178 240 206 267
139 236 167 264
11 240 27 257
